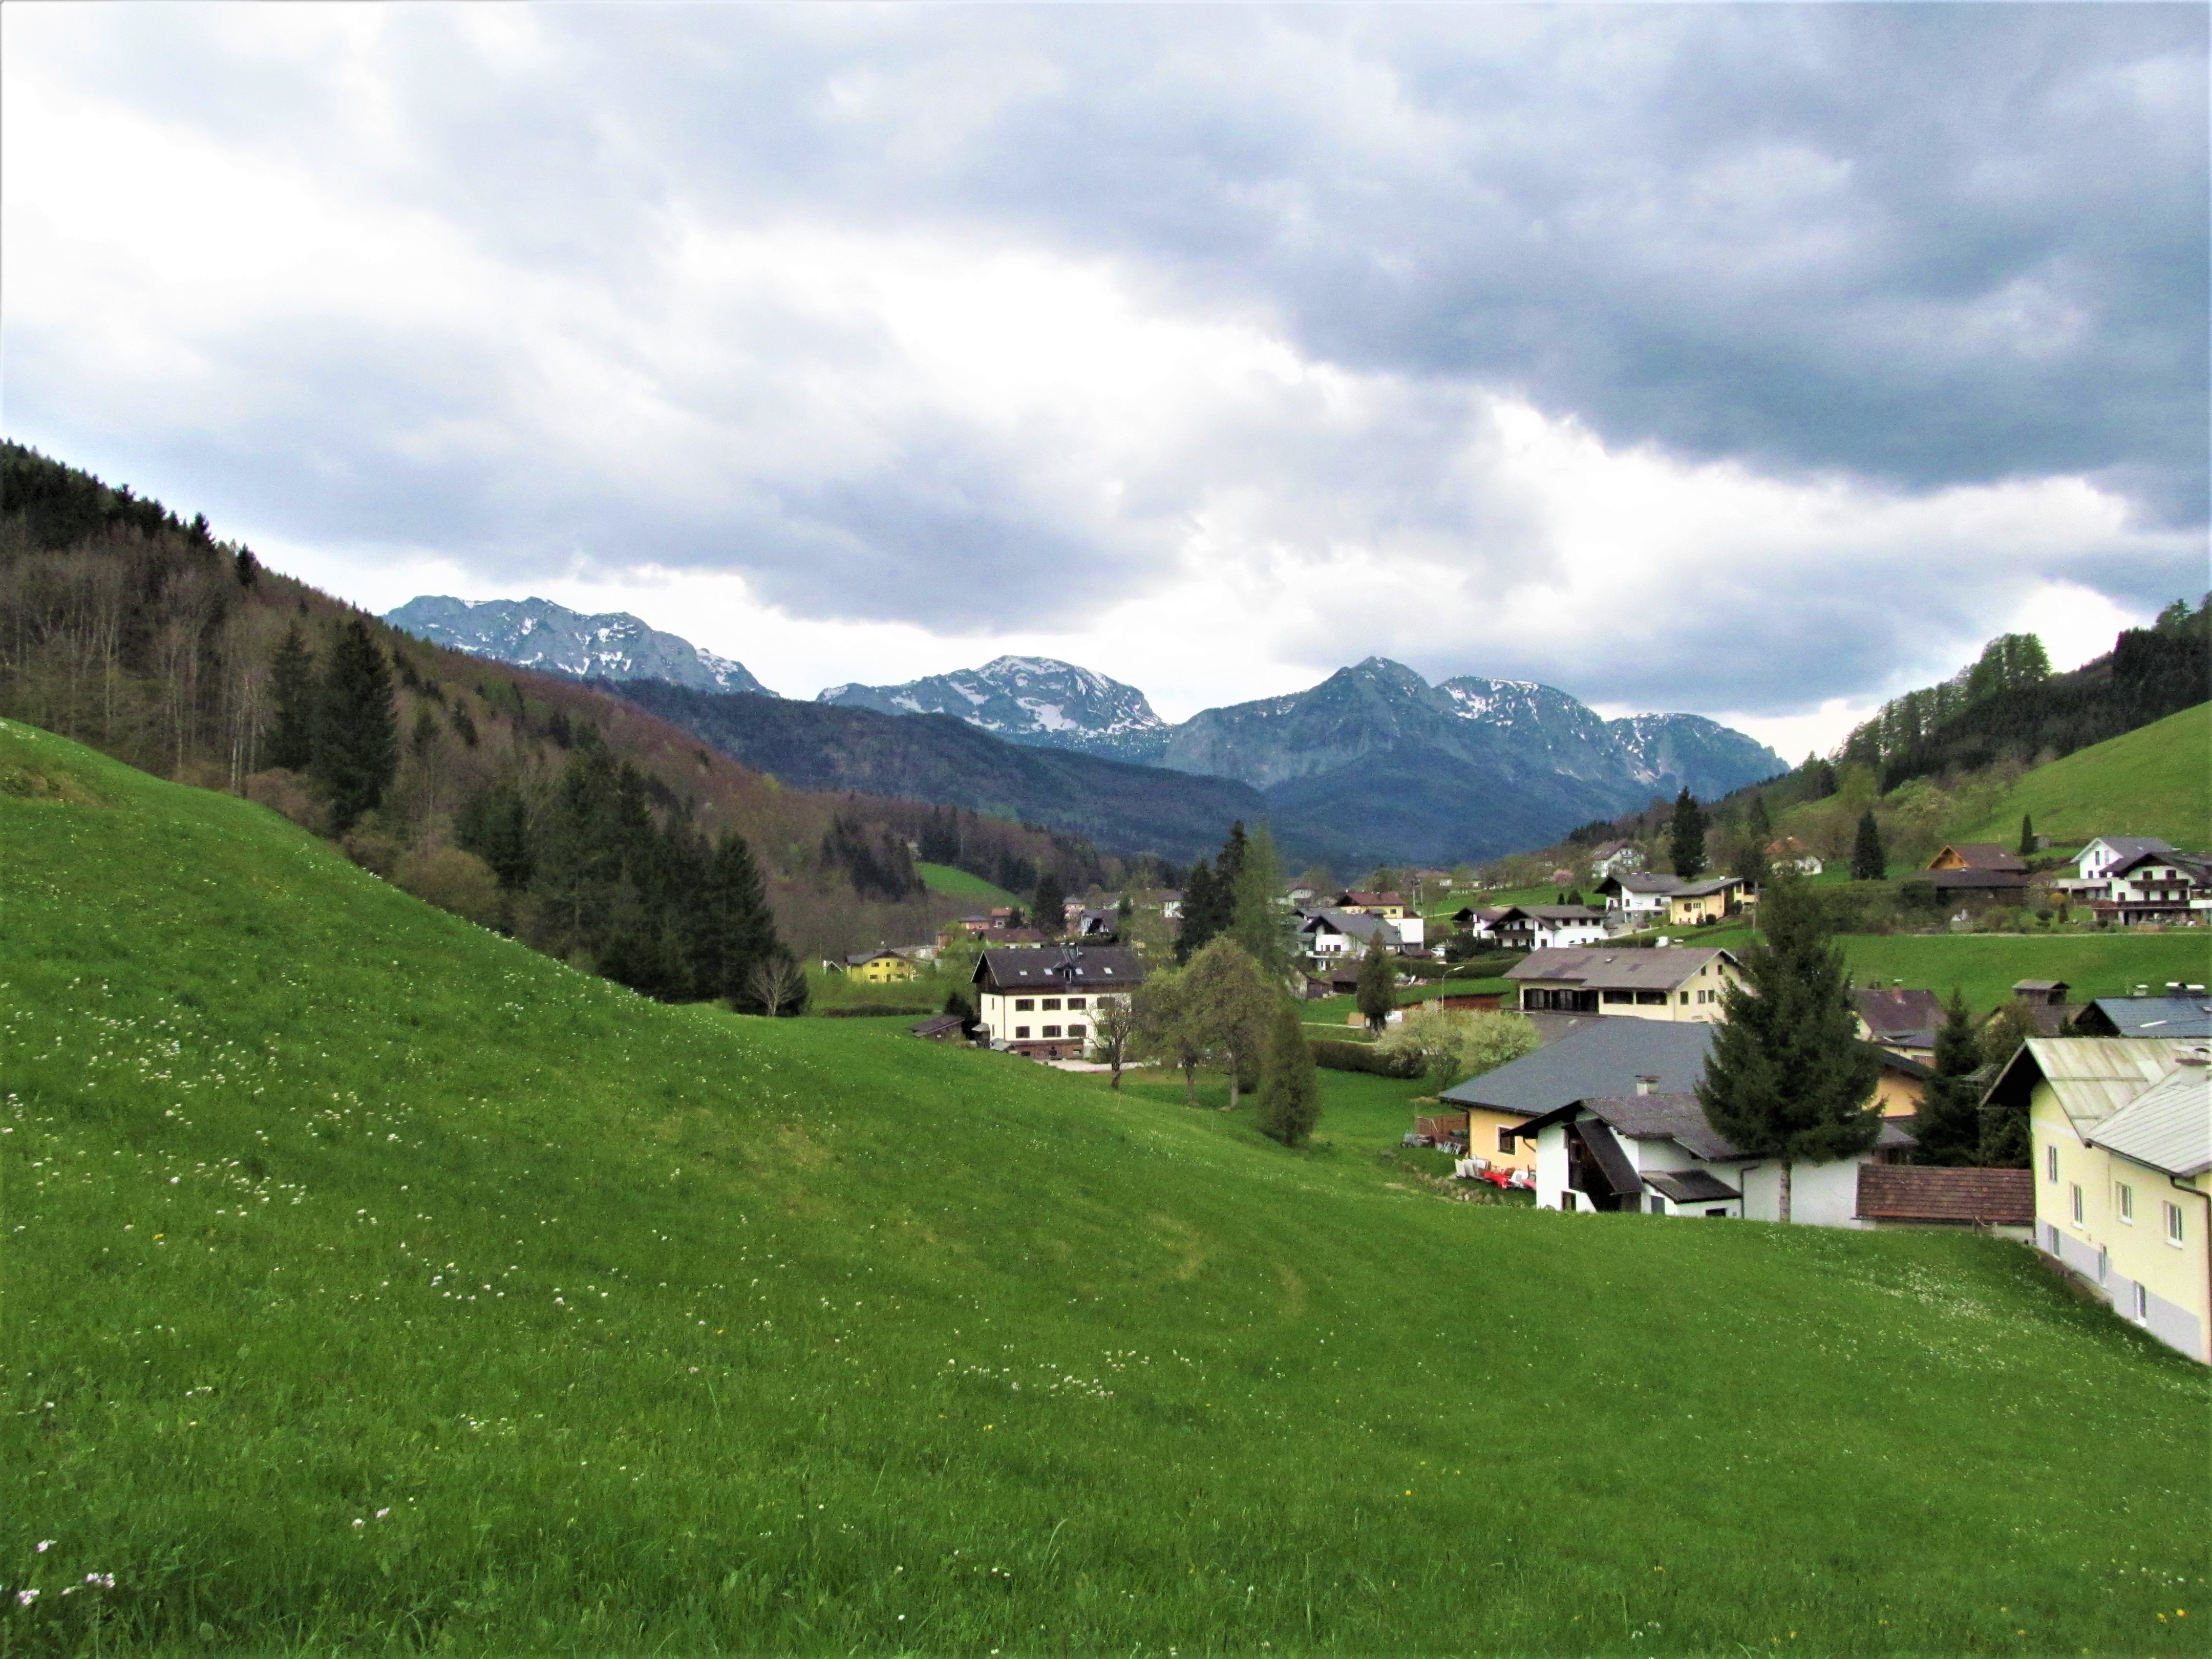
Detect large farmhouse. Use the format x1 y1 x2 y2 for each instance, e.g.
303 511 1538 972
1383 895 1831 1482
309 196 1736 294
1506 946 1742 1022
971 946 1145 1061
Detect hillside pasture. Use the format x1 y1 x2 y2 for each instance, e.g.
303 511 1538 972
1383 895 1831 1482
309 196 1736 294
3 718 2205 1657
1951 701 2209 850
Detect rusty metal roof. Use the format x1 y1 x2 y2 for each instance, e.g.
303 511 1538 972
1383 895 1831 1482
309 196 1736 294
2004 1037 2202 1131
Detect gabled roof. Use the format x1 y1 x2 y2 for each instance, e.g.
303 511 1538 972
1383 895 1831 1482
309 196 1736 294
1855 987 1944 1039
1514 1091 1915 1163
1505 947 1734 991
2082 836 2175 863
2107 847 2206 877
2074 997 2212 1039
2013 980 2070 994
1981 1036 2197 1132
1451 905 1508 924
1601 873 1686 896
2086 1062 2212 1178
1909 867 2030 890
1930 843 2028 872
844 949 908 965
973 946 1145 989
1496 904 1606 923
1855 1165 2034 1225
1301 908 1400 944
1670 876 1745 898
1337 890 1405 907
1439 1020 1717 1117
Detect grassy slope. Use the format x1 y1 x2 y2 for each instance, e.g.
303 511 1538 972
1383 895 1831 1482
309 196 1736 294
916 863 1022 908
1838 933 2211 1015
3 719 2205 1657
1953 701 2211 849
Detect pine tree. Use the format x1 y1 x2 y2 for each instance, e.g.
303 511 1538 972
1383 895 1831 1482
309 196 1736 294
1851 811 1886 881
1355 934 1398 1036
265 627 318 772
1229 823 1293 984
1696 868 1881 1223
689 831 779 1006
313 619 398 832
1735 793 1773 886
1669 788 1707 879
1255 998 1321 1146
1911 989 1985 1166
1175 860 1217 963
2017 813 2035 857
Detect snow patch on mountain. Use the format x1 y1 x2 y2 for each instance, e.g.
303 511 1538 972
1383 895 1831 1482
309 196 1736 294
383 596 774 696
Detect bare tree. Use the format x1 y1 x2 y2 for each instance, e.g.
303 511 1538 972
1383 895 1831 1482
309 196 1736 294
746 954 807 1018
1092 990 1140 1090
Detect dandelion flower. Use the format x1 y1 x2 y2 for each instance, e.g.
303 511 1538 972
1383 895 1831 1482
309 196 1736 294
16 1590 38 1606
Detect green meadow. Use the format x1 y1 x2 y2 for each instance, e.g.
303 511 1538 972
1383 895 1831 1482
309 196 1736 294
916 862 1023 908
3 719 2206 1657
1953 703 2210 851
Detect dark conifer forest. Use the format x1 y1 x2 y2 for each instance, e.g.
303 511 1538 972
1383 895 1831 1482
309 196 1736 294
0 442 1111 985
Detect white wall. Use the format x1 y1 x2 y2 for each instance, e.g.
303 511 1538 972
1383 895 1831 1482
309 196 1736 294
1737 1159 1870 1228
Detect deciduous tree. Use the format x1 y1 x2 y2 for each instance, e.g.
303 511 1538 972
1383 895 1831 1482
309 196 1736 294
1133 963 1205 1105
1185 937 1274 1111
1354 934 1398 1036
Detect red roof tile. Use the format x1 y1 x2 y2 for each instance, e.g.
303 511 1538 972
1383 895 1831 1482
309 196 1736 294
1855 1164 2033 1225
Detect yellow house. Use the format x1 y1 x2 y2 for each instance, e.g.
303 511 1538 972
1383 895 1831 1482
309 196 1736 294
1335 890 1410 920
1666 876 1746 927
1989 1037 2211 1364
841 949 920 984
1506 946 1742 1023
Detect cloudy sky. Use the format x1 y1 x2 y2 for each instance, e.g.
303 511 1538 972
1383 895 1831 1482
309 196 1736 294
5 4 2204 756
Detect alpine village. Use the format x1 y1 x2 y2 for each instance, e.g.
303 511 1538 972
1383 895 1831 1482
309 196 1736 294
4 441 2208 1656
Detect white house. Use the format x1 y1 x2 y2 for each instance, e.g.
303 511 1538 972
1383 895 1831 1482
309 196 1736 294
2075 837 2176 883
970 946 1144 1061
1596 873 1682 930
1299 908 1403 959
1514 1086 1915 1225
1492 904 1608 951
1588 842 1645 881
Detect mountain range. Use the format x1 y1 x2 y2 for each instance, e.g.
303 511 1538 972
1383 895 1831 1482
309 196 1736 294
387 597 1785 866
386 595 773 695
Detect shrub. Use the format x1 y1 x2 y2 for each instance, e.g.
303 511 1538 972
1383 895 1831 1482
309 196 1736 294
393 845 503 928
1308 1039 1424 1079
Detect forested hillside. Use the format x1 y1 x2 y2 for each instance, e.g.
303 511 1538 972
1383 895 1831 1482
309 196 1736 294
0 443 1114 970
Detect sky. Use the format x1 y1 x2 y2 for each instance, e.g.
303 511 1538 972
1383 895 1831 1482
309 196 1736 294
4 3 2204 759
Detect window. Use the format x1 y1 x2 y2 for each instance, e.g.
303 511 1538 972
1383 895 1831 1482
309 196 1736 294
1015 999 1035 1012
1637 991 1667 1005
1679 991 1690 1004
2132 1283 2149 1321
1041 998 1061 1011
2045 1143 2058 1183
2118 1183 2135 1223
2070 1184 2084 1226
1041 1025 1062 1039
1497 1128 1516 1154
1066 997 1086 1010
1647 1196 1666 1215
1603 990 1632 1004
1014 1027 1031 1039
2167 1202 2186 1247
1706 1208 1729 1218
1067 1024 1086 1039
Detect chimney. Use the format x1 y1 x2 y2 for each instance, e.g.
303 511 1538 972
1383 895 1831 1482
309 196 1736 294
1635 1075 1660 1095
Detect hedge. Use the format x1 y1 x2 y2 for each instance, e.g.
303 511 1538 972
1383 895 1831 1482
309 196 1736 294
1308 1039 1425 1078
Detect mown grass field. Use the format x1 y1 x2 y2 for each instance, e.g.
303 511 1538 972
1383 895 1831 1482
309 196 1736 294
916 862 1022 908
4 718 2207 1657
1953 702 2210 850
1837 932 2210 1016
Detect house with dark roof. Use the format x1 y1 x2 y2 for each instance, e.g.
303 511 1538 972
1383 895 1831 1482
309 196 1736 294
1299 908 1406 960
1902 865 2030 907
1854 1166 2034 1239
971 946 1145 1061
1510 1084 1915 1226
1506 946 1741 1023
1854 987 1944 1059
1594 871 1682 928
1666 875 1750 927
1492 904 1607 952
2074 836 2177 882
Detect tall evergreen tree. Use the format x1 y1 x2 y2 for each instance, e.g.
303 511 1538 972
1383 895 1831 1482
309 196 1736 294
1032 868 1068 938
1256 998 1321 1147
2017 813 2036 857
1229 823 1293 984
313 619 398 832
1734 793 1773 885
265 626 318 772
1696 869 1881 1222
1851 811 1886 881
1668 788 1707 879
688 831 779 1005
1355 934 1398 1036
1911 989 1986 1166
1175 860 1218 963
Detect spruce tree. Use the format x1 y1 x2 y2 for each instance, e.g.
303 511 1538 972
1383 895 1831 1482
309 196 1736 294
313 619 398 832
1256 998 1321 1146
265 626 318 772
689 831 780 1007
1669 788 1707 879
1851 811 1886 881
1911 989 1985 1166
1229 823 1293 984
1032 869 1068 938
2017 813 2036 857
1175 861 1217 963
1696 868 1881 1222
1736 794 1773 885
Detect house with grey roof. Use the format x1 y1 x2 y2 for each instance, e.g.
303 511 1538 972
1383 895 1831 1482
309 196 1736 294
1854 986 1945 1058
2070 995 2212 1040
1299 908 1406 960
1506 946 1741 1023
1994 1036 2211 1362
1509 1083 1915 1226
971 946 1145 1061
1491 904 1608 952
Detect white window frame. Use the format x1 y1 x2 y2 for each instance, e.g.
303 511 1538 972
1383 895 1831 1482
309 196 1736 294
2117 1183 2134 1224
2132 1282 2149 1321
2166 1202 2186 1247
2070 1183 2084 1226
2045 1143 2058 1183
